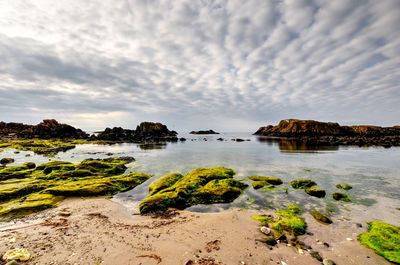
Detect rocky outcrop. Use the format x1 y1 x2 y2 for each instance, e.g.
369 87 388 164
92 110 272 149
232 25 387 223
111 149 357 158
0 119 88 139
95 122 177 142
190 130 219 135
254 119 400 147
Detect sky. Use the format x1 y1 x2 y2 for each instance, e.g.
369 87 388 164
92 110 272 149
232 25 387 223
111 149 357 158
0 0 399 132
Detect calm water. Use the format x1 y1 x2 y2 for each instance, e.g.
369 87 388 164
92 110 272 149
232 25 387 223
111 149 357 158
1 132 399 224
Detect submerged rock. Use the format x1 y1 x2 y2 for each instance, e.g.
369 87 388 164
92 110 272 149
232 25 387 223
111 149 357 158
332 192 351 202
0 158 15 165
305 187 326 198
336 183 352 190
290 179 316 189
248 176 283 185
358 221 400 264
310 210 332 224
139 167 247 214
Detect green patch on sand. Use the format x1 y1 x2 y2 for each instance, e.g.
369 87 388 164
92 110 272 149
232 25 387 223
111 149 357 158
358 221 400 264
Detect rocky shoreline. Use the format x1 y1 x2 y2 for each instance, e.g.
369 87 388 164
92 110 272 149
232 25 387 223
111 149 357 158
0 120 178 143
254 119 400 147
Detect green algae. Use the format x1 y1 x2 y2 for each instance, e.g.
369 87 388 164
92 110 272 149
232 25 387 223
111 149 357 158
272 204 307 236
305 187 326 198
291 179 317 189
252 204 307 238
0 193 61 219
139 167 248 214
248 176 283 185
336 183 352 190
0 157 150 219
251 215 272 225
0 139 113 157
148 173 184 195
248 176 282 190
46 172 150 196
358 221 400 263
332 192 351 202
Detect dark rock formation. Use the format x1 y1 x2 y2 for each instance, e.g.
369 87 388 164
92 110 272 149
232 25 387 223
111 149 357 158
189 130 219 135
254 119 400 147
95 122 177 142
0 119 88 140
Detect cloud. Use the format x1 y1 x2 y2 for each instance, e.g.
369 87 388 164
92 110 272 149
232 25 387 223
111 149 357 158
0 0 399 131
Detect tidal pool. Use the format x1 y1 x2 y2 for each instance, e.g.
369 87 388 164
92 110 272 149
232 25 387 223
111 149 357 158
1 132 399 225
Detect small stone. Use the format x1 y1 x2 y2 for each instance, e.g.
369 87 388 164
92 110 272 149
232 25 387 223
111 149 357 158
9 238 16 243
309 251 323 261
260 226 271 235
346 238 353 241
281 262 288 265
322 259 336 265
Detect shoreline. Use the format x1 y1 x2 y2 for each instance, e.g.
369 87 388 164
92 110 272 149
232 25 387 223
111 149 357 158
0 197 390 265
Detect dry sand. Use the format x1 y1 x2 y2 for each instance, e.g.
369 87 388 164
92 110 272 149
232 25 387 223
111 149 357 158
0 198 390 265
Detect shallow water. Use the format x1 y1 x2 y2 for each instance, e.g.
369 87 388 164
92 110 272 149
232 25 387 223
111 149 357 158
1 132 399 225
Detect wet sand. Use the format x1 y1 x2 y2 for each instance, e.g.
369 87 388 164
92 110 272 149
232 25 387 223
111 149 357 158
0 198 390 265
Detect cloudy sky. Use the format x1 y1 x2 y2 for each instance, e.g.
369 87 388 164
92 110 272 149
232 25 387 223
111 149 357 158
0 0 399 131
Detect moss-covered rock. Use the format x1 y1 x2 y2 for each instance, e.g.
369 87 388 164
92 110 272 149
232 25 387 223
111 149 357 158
0 193 60 219
248 176 283 185
310 209 332 224
252 181 267 189
358 221 400 263
46 172 149 196
148 173 184 195
291 179 316 189
271 204 307 237
332 192 351 202
336 183 352 190
0 163 36 180
305 187 326 198
139 167 247 214
0 157 150 219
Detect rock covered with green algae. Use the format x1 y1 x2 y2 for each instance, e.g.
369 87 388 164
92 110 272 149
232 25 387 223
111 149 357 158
248 176 283 190
336 183 352 190
253 204 307 238
305 187 326 198
139 167 248 214
358 221 400 264
332 192 351 202
0 157 150 219
290 179 317 189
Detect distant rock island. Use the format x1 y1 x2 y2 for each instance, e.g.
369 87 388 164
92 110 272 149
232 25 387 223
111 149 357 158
190 130 219 135
254 119 400 147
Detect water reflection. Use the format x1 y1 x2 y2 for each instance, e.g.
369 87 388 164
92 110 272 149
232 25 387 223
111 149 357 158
257 137 339 152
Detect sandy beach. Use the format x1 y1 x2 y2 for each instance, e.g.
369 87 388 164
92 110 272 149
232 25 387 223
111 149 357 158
0 198 390 265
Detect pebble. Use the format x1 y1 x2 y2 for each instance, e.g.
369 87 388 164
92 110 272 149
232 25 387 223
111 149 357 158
346 238 353 241
322 259 336 265
260 226 271 235
281 261 288 265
